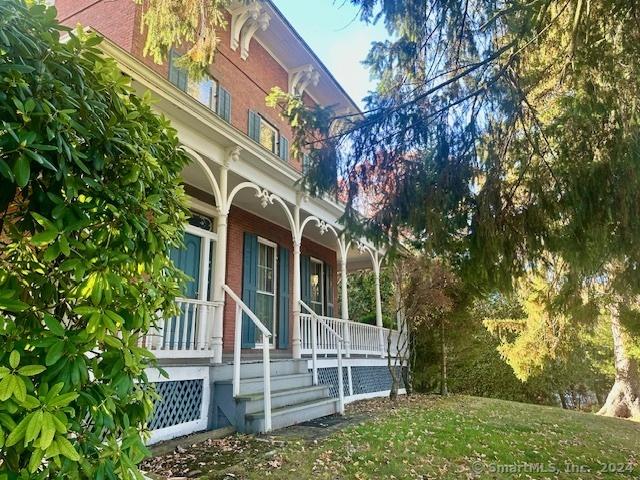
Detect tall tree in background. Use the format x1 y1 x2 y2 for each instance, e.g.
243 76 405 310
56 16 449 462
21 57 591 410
270 0 640 418
480 270 614 406
396 257 468 397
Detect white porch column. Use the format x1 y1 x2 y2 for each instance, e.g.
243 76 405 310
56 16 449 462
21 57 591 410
339 240 351 357
211 211 227 363
210 147 239 364
291 193 302 358
373 250 385 357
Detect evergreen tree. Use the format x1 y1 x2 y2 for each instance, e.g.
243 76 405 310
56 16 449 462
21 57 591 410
269 0 640 418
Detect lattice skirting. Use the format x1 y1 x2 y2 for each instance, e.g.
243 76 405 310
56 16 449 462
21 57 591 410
315 365 404 398
352 366 403 395
316 366 350 397
149 379 204 431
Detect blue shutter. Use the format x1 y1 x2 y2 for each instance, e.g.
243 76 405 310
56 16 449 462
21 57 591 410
325 263 334 317
300 255 311 306
277 246 290 349
279 135 289 162
168 49 188 92
248 110 261 142
217 85 231 122
242 233 258 348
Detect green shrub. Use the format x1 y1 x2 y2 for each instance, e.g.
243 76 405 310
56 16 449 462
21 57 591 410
0 1 189 478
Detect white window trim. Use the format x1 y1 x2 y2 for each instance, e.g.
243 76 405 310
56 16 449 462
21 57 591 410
256 237 278 347
187 195 218 220
310 257 324 316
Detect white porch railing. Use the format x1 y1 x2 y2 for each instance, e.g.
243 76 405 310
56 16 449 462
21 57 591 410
143 298 215 358
299 300 344 415
223 284 273 432
300 314 403 358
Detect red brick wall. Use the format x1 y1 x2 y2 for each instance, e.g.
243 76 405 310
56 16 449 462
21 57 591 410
56 0 139 52
224 206 337 352
55 3 307 172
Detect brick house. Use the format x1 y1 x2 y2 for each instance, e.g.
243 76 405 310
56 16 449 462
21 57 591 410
55 0 405 442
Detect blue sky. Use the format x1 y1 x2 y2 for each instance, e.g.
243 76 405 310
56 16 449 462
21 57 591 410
272 0 388 108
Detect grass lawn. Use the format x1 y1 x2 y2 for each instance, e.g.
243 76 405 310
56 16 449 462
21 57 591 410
144 395 640 479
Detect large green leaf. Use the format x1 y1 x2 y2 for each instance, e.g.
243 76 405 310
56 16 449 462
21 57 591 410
13 154 30 187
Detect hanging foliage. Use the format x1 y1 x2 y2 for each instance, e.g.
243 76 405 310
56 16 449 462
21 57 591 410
134 0 230 77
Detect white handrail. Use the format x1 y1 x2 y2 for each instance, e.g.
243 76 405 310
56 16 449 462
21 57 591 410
223 285 272 432
222 286 272 338
299 300 344 415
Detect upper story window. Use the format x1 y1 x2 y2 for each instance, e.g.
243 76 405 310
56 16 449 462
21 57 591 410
168 49 231 123
302 153 311 173
259 118 278 154
248 110 289 162
187 75 217 110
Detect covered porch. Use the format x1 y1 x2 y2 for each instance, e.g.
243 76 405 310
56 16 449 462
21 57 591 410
142 145 403 363
140 147 407 440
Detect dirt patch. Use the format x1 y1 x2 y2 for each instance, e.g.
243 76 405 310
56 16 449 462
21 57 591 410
141 435 280 479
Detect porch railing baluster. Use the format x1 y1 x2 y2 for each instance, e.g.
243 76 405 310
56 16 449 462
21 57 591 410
298 312 403 359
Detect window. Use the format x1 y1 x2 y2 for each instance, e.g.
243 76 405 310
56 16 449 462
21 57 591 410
302 153 311 173
188 212 213 232
259 118 278 154
169 49 232 122
256 239 277 344
248 111 289 160
325 264 334 316
186 75 217 110
310 258 324 315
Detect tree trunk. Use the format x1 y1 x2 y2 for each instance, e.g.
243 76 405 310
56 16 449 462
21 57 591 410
388 329 399 401
402 365 412 395
406 332 416 396
598 302 640 418
558 391 568 409
440 319 448 396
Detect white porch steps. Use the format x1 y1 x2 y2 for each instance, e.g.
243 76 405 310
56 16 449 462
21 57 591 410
211 359 339 433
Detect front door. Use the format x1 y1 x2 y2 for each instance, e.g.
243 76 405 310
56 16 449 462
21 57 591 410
171 232 202 299
168 232 202 349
